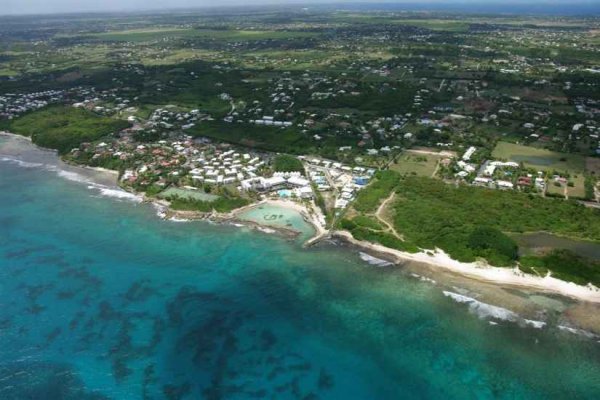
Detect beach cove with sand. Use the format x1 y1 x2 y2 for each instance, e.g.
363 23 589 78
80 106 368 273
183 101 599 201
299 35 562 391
2 133 600 398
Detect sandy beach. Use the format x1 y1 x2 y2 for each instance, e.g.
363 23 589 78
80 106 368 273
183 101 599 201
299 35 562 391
259 198 329 238
1 131 32 141
3 130 600 305
332 230 600 304
246 197 600 305
157 198 314 240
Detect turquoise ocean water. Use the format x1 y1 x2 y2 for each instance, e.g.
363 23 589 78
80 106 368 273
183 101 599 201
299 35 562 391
1 136 600 399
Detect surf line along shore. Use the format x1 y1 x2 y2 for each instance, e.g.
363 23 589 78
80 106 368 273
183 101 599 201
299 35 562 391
328 230 600 304
3 131 600 305
246 195 600 305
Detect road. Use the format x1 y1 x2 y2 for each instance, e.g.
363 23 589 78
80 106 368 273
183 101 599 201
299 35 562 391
406 149 456 158
374 192 403 239
580 200 600 209
437 79 446 92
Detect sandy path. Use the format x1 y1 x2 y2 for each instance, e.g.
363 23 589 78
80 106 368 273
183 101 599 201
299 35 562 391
374 192 403 239
407 149 456 158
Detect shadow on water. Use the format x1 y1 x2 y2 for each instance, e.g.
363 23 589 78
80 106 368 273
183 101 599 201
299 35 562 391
0 363 109 400
2 147 600 400
157 286 337 400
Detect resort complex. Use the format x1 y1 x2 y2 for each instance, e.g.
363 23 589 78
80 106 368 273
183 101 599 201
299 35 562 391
2 4 600 398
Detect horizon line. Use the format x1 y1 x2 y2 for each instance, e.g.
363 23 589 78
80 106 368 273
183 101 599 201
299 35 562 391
2 1 600 18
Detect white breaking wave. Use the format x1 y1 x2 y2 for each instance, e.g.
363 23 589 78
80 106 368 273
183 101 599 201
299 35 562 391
557 325 598 339
57 169 91 184
95 187 142 202
443 291 521 322
0 156 43 169
523 319 547 329
2 155 141 203
151 202 167 218
168 217 190 223
444 291 548 329
410 273 436 284
359 252 393 267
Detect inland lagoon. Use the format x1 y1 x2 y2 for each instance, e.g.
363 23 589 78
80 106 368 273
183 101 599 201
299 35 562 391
513 232 600 261
2 135 600 399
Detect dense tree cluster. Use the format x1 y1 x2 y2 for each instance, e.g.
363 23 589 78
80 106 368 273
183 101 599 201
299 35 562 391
9 106 128 154
167 195 250 213
521 250 600 286
346 173 600 281
272 154 305 175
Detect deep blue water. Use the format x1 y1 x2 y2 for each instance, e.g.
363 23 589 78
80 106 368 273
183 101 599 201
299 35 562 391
1 139 600 399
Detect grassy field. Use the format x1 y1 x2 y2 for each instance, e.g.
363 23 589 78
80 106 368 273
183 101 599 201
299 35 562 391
389 152 442 177
331 14 470 32
138 49 220 66
90 28 319 43
0 67 18 76
586 157 600 175
492 141 586 174
390 19 471 32
547 181 566 197
568 175 587 199
157 188 219 202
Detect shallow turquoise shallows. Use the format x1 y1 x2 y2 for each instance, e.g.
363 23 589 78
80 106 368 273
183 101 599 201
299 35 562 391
1 150 600 399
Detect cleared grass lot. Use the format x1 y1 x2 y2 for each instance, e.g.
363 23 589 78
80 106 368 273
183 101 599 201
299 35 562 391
586 157 600 175
568 175 587 199
492 141 586 174
389 152 442 177
547 181 566 197
158 188 220 202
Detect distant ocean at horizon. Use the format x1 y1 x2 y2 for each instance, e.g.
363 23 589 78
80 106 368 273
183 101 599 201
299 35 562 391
327 2 600 16
2 134 600 399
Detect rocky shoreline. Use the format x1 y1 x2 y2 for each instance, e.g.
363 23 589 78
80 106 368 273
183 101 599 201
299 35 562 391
3 130 600 307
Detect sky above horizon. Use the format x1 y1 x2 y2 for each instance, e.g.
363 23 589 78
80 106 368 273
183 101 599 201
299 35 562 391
2 0 595 16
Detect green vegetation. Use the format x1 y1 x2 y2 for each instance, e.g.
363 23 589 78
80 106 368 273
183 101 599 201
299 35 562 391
492 141 586 174
133 130 161 143
568 175 587 199
352 215 384 231
340 219 419 253
310 82 416 116
391 176 600 263
89 28 319 43
9 106 128 154
585 176 596 200
158 188 220 202
353 171 402 213
272 154 305 175
66 150 128 171
467 226 519 266
167 194 250 213
520 250 600 286
347 174 600 280
2 9 600 289
189 122 306 154
389 152 442 177
392 19 470 32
